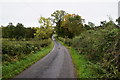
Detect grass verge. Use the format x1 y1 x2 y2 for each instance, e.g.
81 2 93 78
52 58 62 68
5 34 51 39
59 41 100 78
69 48 100 78
2 41 54 79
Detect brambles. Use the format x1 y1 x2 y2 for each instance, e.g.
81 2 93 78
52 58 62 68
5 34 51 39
59 20 120 78
2 41 54 79
2 38 52 63
58 37 72 46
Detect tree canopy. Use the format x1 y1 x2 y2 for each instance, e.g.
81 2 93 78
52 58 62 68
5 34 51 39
61 14 84 38
34 17 53 40
51 10 84 38
2 23 36 40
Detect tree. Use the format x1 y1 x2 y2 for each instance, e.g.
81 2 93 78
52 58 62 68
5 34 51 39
34 17 53 40
2 22 15 38
51 10 67 36
24 27 36 38
14 23 25 39
61 14 84 38
2 23 36 39
39 17 52 28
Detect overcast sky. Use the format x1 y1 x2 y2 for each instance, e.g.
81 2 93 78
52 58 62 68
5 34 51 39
0 0 119 27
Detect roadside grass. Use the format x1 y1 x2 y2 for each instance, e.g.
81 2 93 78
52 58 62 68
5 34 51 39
2 41 54 79
59 41 100 78
69 48 100 78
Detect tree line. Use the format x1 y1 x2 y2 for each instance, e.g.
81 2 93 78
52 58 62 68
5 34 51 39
2 23 36 40
1 20 53 40
51 10 120 38
3 10 119 40
2 10 101 40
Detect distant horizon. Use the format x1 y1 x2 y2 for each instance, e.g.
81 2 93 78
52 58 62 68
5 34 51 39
0 0 119 27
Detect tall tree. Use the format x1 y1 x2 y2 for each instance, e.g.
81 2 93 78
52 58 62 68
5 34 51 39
34 17 53 40
2 22 15 38
61 14 84 38
51 10 67 36
14 23 25 39
24 27 36 38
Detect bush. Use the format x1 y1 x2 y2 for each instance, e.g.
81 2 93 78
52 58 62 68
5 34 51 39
2 38 52 63
71 25 120 78
58 37 72 46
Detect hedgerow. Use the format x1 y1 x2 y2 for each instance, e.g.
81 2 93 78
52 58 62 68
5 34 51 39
2 38 52 63
59 21 120 78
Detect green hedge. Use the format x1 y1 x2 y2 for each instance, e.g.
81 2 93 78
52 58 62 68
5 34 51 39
2 41 54 79
72 26 120 78
58 37 72 46
2 38 52 63
59 25 120 78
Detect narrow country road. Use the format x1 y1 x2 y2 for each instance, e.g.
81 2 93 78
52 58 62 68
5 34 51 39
14 39 75 78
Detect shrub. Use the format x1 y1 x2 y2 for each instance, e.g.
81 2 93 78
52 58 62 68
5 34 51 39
2 38 52 63
71 25 120 78
58 37 72 46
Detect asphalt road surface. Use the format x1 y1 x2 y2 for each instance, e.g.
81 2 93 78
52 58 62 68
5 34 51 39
15 40 75 78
